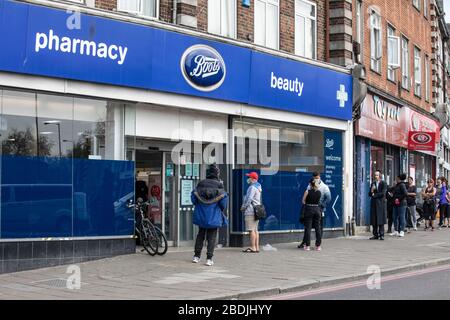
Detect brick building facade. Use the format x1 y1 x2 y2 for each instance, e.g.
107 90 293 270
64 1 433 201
65 0 334 62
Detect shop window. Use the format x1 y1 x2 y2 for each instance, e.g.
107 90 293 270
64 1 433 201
117 0 158 19
254 0 279 50
0 89 136 239
233 118 324 173
208 0 236 38
295 0 317 59
232 118 343 233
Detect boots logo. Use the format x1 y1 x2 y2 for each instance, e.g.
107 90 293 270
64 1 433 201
181 45 226 92
325 139 335 149
411 132 432 144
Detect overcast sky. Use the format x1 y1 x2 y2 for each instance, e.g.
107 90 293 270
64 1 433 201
445 0 450 23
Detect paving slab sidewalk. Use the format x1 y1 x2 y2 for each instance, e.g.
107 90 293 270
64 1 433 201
1 229 450 300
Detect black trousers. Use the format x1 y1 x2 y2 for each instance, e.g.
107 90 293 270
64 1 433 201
194 228 218 260
372 224 384 238
303 207 322 247
301 210 325 245
387 207 393 232
439 203 448 226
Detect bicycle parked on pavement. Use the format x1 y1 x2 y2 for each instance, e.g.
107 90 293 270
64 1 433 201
128 198 168 256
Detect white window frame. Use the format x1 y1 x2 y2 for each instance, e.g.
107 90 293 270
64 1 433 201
254 0 280 50
425 54 430 101
387 25 400 82
402 36 410 90
413 0 420 11
356 0 363 62
207 0 237 38
414 46 422 97
294 0 317 59
370 10 382 73
117 0 159 19
424 0 428 17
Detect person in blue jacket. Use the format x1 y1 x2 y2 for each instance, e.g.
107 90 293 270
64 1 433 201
191 164 228 267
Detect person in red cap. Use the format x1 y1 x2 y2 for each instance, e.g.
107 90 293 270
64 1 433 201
241 172 262 253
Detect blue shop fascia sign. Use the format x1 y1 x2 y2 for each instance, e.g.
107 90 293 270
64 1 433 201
0 0 352 121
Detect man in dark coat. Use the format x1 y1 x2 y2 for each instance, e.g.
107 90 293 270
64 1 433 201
369 170 387 240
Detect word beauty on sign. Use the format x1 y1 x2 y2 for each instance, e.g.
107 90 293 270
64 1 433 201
408 131 436 152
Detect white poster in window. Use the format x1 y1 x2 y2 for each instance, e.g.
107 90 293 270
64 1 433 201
193 164 200 178
181 180 193 206
185 163 193 177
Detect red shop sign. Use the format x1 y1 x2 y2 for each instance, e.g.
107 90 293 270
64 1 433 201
408 131 436 151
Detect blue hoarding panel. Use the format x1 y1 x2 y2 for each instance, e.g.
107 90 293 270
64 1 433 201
72 158 134 237
1 155 134 239
232 170 343 232
0 0 352 120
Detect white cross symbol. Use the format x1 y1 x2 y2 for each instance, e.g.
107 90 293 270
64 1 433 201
336 85 348 108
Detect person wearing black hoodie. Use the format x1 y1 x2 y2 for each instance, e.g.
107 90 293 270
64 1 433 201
391 173 408 237
191 164 228 267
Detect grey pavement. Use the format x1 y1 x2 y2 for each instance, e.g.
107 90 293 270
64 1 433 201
1 229 450 300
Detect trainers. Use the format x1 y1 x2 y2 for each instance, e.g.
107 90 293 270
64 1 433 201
315 246 322 251
390 231 398 236
303 246 311 251
205 259 214 266
399 231 405 237
192 256 200 263
414 227 418 231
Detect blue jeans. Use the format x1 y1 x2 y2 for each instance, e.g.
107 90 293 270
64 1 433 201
393 206 407 233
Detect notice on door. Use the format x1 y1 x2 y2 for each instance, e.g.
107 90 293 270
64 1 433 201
181 179 194 206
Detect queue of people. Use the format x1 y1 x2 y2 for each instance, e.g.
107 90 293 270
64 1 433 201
191 166 331 266
369 170 450 240
190 164 450 266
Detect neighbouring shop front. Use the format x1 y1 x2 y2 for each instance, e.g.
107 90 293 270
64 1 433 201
0 0 353 272
355 91 440 226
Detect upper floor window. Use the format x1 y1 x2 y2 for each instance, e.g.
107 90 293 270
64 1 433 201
208 0 236 38
117 0 158 19
424 0 428 17
387 25 400 82
355 0 363 63
370 11 382 73
254 0 279 50
425 54 430 101
295 0 316 59
414 46 422 97
402 36 410 89
413 0 420 11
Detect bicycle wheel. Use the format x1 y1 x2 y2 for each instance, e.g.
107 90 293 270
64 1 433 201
155 226 168 255
141 219 158 256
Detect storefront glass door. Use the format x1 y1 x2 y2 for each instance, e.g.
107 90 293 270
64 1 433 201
386 156 394 187
178 153 202 245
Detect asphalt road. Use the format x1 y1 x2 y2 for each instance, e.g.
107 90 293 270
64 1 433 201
266 264 450 300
